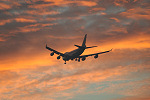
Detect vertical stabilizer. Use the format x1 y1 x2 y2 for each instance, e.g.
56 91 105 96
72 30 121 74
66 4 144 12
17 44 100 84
82 34 87 47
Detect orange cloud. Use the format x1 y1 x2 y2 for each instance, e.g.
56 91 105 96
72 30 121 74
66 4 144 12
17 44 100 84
120 7 150 20
114 0 129 6
0 3 11 10
9 23 57 34
29 0 97 9
15 18 37 23
110 17 120 22
25 10 60 15
4 62 148 99
77 1 97 7
114 0 137 6
48 35 83 39
103 34 150 50
90 30 150 51
0 46 149 99
90 7 106 11
0 19 12 26
0 53 56 71
0 37 5 42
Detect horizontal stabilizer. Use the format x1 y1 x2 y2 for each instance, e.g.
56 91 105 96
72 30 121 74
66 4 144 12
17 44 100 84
86 46 97 49
74 45 82 48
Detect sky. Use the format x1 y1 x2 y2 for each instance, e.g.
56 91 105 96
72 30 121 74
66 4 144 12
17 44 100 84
0 0 150 100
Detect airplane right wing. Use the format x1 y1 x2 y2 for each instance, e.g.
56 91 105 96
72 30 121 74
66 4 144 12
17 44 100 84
79 49 112 58
46 44 64 57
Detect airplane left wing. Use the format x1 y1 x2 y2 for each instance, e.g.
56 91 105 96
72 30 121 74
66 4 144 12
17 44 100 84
46 44 64 57
79 49 112 58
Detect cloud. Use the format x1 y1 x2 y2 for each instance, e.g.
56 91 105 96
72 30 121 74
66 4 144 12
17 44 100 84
0 70 19 85
115 79 150 100
109 17 120 22
0 19 12 26
120 7 150 20
117 97 150 100
114 0 139 7
15 18 37 23
0 2 11 10
0 0 150 100
0 48 149 99
27 0 97 9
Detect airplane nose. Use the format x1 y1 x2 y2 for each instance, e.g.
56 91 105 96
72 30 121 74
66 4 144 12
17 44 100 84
62 56 69 61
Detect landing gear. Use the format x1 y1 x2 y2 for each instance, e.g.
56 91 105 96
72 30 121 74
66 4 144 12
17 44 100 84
64 61 66 64
78 58 80 62
75 58 77 61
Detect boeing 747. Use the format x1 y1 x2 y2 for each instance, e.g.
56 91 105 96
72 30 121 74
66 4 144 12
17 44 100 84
46 34 112 64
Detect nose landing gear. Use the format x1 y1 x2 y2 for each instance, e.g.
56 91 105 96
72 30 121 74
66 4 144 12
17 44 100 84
64 61 66 64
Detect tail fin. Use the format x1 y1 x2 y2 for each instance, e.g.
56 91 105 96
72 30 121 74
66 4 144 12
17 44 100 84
82 34 87 47
74 34 98 49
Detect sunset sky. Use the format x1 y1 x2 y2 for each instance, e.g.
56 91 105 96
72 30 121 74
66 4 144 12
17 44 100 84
0 0 150 100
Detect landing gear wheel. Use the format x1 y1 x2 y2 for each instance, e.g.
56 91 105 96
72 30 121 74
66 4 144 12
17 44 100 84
64 61 66 64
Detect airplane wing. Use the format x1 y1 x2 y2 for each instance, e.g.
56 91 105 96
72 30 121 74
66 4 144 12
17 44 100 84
46 44 64 57
78 49 112 58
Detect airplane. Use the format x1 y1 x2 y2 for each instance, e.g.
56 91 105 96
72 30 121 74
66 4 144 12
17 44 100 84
46 34 112 64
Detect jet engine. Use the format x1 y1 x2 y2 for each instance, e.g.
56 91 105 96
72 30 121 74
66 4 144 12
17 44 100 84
57 56 60 59
94 54 98 59
50 52 54 56
82 57 86 61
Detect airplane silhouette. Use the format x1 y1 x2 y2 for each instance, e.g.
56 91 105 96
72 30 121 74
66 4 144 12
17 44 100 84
46 34 112 64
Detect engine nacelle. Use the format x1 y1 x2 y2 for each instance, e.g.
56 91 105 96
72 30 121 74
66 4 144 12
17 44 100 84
94 54 98 59
57 56 60 59
82 57 86 61
50 52 54 56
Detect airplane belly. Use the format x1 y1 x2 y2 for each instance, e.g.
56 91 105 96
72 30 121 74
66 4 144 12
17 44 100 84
65 48 85 60
71 49 85 58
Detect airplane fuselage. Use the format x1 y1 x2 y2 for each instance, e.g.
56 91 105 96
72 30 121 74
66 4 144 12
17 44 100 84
62 47 85 61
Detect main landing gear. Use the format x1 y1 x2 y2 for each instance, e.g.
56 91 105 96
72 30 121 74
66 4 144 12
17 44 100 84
64 61 66 64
